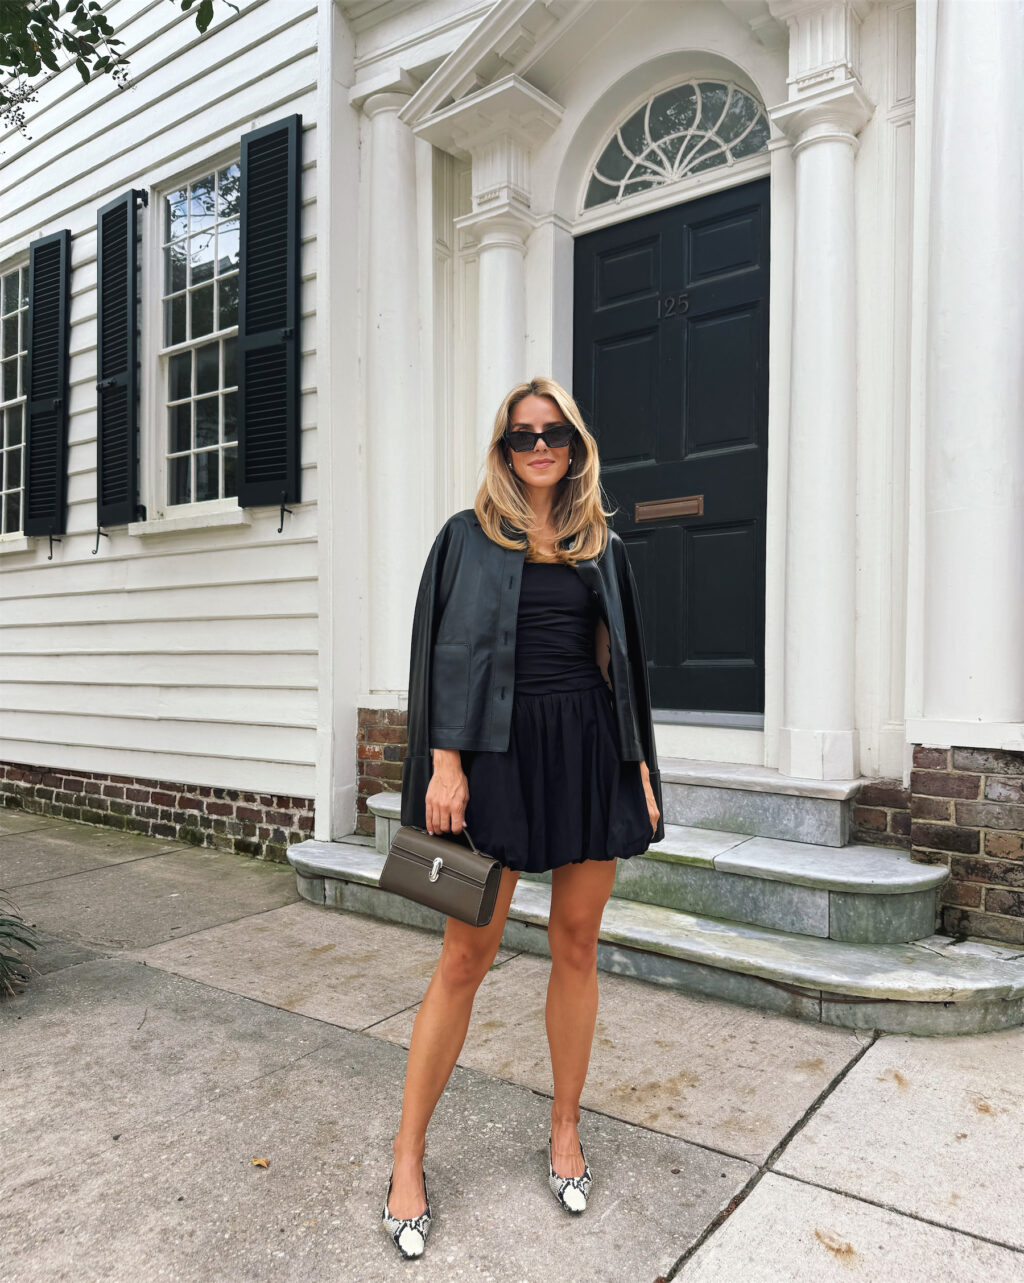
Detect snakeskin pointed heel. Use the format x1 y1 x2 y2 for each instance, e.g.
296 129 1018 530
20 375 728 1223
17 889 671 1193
381 1166 432 1259
548 1132 593 1214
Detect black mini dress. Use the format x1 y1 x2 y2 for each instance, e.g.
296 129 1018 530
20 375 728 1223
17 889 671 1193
460 558 654 873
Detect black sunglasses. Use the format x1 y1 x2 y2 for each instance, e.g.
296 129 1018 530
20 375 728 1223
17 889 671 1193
503 424 578 452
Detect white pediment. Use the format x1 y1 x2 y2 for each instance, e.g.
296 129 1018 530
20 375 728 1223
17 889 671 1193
399 0 788 144
399 0 585 128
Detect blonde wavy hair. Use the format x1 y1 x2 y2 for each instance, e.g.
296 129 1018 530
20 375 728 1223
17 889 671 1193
473 376 615 564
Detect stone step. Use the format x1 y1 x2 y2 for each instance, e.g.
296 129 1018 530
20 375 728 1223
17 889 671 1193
605 828 940 946
366 793 945 945
287 838 1024 1037
658 755 871 846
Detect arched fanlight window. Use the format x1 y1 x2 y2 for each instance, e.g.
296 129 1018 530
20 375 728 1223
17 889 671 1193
584 79 770 211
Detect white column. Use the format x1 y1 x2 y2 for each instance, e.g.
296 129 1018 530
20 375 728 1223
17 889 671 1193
921 0 1024 727
414 77 562 455
361 90 424 695
768 0 874 779
460 210 532 449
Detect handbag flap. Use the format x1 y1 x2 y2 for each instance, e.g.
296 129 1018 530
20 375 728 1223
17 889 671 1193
388 825 497 889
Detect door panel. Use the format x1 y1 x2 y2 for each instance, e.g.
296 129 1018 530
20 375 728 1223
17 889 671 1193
574 176 769 714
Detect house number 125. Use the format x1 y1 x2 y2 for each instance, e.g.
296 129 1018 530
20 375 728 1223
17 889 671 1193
657 293 690 318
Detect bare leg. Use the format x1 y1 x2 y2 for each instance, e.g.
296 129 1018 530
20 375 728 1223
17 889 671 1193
388 866 520 1218
545 858 618 1178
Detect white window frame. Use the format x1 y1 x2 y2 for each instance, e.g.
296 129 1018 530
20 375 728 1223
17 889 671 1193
0 253 29 546
140 145 245 526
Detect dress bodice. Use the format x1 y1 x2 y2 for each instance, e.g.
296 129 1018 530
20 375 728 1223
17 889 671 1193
513 560 606 696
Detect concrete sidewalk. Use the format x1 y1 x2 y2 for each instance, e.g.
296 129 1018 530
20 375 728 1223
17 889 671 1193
1 807 1022 1282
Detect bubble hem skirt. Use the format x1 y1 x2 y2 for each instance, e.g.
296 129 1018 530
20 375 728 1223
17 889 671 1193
460 681 656 874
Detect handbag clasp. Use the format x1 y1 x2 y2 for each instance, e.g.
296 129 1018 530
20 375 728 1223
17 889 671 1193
429 856 443 882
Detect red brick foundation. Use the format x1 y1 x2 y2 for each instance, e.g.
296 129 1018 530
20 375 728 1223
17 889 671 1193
909 745 1024 945
356 707 408 837
0 761 313 864
851 779 911 850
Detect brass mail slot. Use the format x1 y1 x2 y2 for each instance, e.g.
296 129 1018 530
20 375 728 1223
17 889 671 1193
635 494 704 522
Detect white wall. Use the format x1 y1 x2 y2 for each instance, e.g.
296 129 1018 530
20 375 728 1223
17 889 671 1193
0 0 321 796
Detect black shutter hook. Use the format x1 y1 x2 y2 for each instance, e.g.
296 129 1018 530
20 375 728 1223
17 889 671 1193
278 489 293 534
92 526 110 555
47 526 63 560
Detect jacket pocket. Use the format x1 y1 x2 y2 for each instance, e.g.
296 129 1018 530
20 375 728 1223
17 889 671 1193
431 641 471 730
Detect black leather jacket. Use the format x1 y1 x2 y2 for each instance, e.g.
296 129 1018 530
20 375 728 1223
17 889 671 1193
400 508 664 844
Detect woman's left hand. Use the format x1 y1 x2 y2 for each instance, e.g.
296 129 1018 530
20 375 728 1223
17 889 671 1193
640 761 660 836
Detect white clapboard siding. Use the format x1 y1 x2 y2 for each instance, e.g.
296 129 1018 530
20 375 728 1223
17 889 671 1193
1 576 317 627
0 0 323 798
0 681 317 728
2 651 316 689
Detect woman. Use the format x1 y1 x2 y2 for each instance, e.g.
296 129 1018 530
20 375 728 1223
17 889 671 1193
382 376 661 1260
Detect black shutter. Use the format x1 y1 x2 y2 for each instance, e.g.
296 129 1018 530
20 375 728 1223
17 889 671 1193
24 228 72 537
237 113 302 507
96 190 143 527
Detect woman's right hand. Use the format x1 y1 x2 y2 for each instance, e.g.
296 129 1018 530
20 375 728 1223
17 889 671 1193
425 749 469 835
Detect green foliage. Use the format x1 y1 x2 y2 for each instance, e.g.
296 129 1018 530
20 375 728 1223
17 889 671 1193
0 888 39 998
0 0 239 137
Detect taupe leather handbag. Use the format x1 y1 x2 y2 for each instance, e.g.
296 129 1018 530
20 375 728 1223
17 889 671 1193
380 824 502 927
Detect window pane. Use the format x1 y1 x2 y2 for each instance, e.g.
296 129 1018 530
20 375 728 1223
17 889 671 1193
8 444 21 488
165 242 188 294
169 454 191 505
189 231 215 285
218 163 240 219
217 274 238 330
168 350 191 401
195 395 218 448
191 284 214 338
165 294 186 346
6 404 22 445
196 341 219 395
216 221 239 275
2 271 17 314
223 445 237 497
195 449 218 501
223 336 236 389
165 188 187 241
223 390 237 442
2 357 16 401
189 174 216 231
3 489 20 534
2 313 17 358
169 402 191 452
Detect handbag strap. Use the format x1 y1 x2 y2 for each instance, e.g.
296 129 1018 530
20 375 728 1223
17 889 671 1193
416 822 484 858
460 825 482 857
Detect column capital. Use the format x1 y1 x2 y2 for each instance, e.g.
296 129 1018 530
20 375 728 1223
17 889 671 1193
769 78 874 150
361 91 416 120
453 202 537 256
348 68 420 114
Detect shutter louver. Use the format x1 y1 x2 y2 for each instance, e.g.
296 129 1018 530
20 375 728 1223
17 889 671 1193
237 113 302 507
24 229 72 537
97 190 142 527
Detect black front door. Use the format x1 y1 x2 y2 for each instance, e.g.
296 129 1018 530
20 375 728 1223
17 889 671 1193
573 175 770 716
